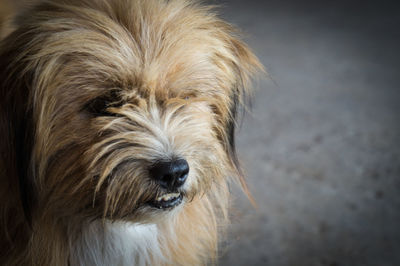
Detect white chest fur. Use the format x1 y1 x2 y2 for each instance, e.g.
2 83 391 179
70 221 163 266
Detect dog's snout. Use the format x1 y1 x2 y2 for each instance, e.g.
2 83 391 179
150 159 189 189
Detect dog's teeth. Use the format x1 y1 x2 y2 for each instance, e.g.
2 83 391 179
156 193 180 202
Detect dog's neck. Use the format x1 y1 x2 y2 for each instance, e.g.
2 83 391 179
70 221 164 266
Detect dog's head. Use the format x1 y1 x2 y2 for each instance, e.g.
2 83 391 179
0 0 261 224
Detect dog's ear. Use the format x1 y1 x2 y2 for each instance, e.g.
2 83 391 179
0 34 36 227
222 33 263 200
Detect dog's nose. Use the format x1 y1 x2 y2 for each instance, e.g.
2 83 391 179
149 159 189 189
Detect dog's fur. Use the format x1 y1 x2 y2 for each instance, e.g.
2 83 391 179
0 0 262 265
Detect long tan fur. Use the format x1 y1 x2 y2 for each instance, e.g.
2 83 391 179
0 0 262 265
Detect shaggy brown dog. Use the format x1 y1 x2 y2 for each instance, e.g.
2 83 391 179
0 0 262 265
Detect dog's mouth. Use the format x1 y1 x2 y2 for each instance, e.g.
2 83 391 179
150 192 183 209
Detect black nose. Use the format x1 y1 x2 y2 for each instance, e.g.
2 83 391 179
149 159 189 189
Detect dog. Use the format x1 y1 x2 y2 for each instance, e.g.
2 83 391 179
0 0 262 265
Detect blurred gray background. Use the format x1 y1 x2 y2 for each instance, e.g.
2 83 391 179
216 1 400 266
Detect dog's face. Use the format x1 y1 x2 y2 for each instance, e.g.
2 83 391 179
0 0 261 224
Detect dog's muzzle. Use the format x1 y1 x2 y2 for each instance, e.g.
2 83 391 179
149 159 189 209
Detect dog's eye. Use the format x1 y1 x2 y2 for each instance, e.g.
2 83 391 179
181 93 196 100
86 91 123 117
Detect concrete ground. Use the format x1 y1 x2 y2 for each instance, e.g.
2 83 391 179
217 1 400 266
